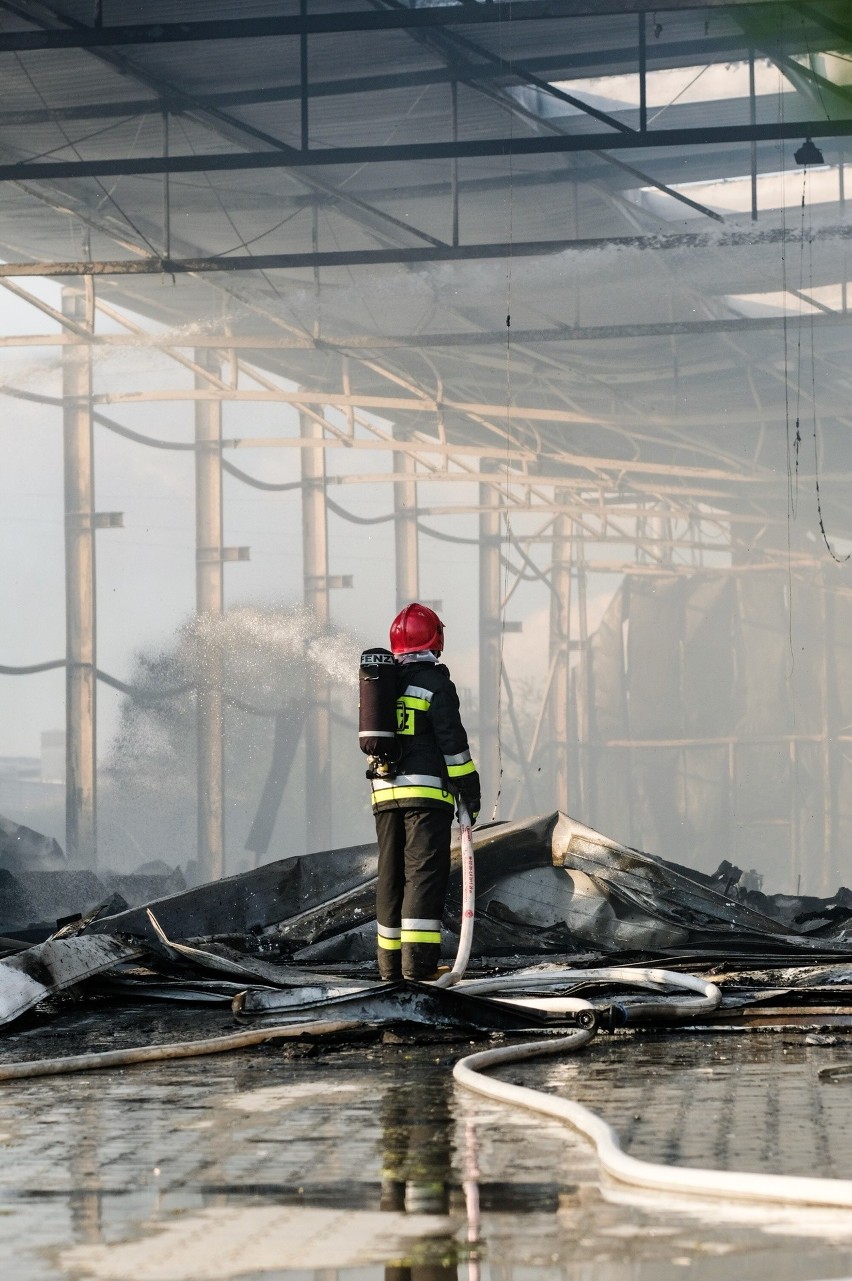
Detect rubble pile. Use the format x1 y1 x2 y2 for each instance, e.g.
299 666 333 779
3 811 852 1038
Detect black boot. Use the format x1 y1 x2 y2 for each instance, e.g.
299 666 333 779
377 949 402 981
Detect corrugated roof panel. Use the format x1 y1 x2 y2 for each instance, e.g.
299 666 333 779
0 0 843 493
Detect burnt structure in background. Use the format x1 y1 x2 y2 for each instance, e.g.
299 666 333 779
580 565 852 894
1 2 852 887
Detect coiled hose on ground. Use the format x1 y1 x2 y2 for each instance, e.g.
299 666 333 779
453 1023 852 1209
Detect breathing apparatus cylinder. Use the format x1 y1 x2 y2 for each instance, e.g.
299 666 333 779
359 647 401 778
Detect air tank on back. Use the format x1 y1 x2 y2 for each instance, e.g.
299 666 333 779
359 647 401 778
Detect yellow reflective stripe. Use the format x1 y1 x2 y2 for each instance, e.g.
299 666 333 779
372 785 453 806
377 935 402 951
401 930 441 945
372 772 443 790
398 695 430 712
447 760 477 778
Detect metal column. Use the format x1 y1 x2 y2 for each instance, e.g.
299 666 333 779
301 411 332 851
549 490 571 806
393 427 419 610
63 283 96 868
575 528 593 817
478 461 502 815
195 350 225 881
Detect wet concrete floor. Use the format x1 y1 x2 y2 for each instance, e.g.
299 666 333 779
3 1004 852 1280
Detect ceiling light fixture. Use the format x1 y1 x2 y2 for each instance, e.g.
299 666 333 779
794 138 825 166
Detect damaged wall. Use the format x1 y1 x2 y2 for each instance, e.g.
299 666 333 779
574 567 852 895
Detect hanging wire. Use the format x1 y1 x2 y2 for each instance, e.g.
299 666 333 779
791 168 809 522
491 0 515 822
12 52 160 258
173 113 287 302
777 50 798 666
793 17 849 562
804 172 850 564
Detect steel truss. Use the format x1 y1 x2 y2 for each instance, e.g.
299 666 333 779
0 1 796 55
3 0 852 877
5 270 846 869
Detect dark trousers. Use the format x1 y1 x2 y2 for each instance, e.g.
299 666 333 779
375 806 453 980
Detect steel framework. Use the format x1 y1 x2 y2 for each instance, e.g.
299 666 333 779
3 0 852 886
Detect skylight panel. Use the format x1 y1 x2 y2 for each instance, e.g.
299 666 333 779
727 284 845 318
627 165 839 220
547 59 793 116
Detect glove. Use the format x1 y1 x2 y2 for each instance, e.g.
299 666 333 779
456 771 481 827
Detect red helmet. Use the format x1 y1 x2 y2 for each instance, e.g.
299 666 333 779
390 603 444 656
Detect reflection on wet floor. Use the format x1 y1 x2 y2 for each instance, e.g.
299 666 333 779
4 1009 852 1278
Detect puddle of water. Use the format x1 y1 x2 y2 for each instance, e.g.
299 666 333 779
60 1205 453 1280
3 1013 852 1279
223 1081 362 1113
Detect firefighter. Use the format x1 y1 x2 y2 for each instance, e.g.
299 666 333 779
369 603 480 982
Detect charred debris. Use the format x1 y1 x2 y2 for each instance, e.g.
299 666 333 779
3 810 852 1042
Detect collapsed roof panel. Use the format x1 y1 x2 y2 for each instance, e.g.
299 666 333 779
12 810 847 961
3 809 852 1038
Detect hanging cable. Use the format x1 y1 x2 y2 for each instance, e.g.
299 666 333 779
491 0 515 823
0 659 66 675
325 496 394 525
777 48 798 668
95 670 194 701
0 659 192 702
12 52 160 258
95 412 195 451
791 168 808 522
222 459 302 492
804 174 850 564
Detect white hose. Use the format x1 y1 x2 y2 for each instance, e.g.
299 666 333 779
433 800 475 988
454 1028 852 1209
459 965 721 1020
0 1020 361 1081
493 996 600 1016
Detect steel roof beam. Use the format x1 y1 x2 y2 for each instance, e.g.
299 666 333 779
0 1 448 253
2 117 849 184
0 0 794 53
376 1 723 222
2 311 849 347
344 137 840 205
0 35 792 126
1 220 849 277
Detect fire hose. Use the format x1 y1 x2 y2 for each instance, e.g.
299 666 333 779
433 799 475 988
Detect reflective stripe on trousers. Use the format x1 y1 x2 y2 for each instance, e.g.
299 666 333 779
401 916 442 945
377 923 401 952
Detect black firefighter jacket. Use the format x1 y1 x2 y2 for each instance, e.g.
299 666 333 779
369 660 479 814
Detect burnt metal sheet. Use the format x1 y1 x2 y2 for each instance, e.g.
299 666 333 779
83 841 381 942
79 815 556 953
0 871 42 936
0 868 187 940
0 935 142 1027
235 979 586 1034
144 911 376 991
93 974 257 1005
0 812 65 872
549 816 852 955
55 811 852 968
236 983 374 1012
